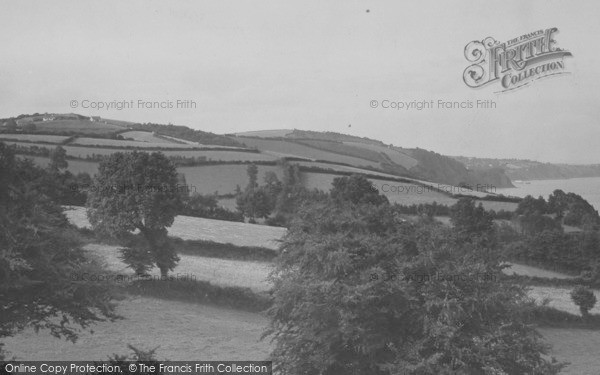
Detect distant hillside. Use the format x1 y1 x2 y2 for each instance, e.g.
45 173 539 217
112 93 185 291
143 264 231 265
1 114 244 147
409 149 514 188
130 123 243 147
453 156 600 181
231 129 514 188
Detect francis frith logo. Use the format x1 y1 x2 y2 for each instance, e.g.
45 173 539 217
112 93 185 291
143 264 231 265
463 28 572 92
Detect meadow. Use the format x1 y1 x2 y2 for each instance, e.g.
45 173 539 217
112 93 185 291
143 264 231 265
120 130 179 144
35 120 125 134
178 164 282 196
236 136 382 169
343 141 419 169
0 134 70 143
3 297 271 361
64 206 286 250
72 137 197 148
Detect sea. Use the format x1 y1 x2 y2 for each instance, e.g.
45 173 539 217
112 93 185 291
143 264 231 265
496 177 600 212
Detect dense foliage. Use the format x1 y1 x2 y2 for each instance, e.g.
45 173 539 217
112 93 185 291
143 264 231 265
266 181 565 374
0 143 115 354
86 151 182 277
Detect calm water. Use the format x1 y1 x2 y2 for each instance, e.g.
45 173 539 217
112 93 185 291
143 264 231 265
497 177 600 211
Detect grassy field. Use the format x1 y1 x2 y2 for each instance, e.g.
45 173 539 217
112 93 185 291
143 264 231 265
179 164 282 196
72 137 197 148
502 263 577 280
540 328 600 375
35 120 125 134
84 243 272 292
21 156 99 174
343 141 418 169
3 296 271 361
120 130 177 144
160 150 278 162
237 137 381 169
64 206 286 250
235 129 294 138
0 134 70 143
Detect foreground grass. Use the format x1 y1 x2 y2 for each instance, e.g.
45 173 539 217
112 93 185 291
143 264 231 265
124 278 271 313
3 296 271 361
83 243 273 292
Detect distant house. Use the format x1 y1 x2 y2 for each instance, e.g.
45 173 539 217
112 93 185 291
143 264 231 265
42 116 55 121
89 116 101 122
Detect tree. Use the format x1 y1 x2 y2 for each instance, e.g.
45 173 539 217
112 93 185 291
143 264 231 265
571 286 597 318
236 164 273 221
4 118 17 131
86 151 182 277
265 200 565 374
0 143 115 354
450 198 494 243
49 145 68 171
22 122 37 132
330 174 388 206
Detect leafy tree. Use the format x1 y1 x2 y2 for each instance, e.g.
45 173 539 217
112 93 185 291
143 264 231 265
265 199 565 374
330 174 388 206
86 151 182 277
570 286 597 318
49 145 68 171
548 189 568 218
247 163 259 190
4 118 17 131
450 198 494 244
516 195 548 216
0 143 115 353
182 193 243 222
236 164 274 221
22 122 37 132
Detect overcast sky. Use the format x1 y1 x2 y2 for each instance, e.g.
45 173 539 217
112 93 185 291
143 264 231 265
1 0 599 163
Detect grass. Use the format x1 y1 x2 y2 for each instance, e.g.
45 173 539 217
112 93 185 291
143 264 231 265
125 278 271 312
23 156 99 174
2 296 271 361
178 164 282 196
343 141 418 169
65 206 287 251
540 327 600 375
172 238 277 261
82 243 273 292
0 134 70 143
72 137 196 148
160 149 278 162
237 136 381 170
36 120 124 134
120 130 178 144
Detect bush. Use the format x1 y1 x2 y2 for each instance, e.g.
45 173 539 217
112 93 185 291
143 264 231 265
571 286 597 317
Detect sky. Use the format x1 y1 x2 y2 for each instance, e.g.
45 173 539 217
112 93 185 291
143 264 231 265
1 0 599 164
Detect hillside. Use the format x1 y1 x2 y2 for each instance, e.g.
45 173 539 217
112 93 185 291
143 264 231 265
454 156 600 181
232 130 514 188
2 115 516 193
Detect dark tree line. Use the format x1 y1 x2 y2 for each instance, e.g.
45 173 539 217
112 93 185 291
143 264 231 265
0 143 116 359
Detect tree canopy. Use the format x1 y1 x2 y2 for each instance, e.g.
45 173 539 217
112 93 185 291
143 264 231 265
86 151 182 276
0 143 115 353
265 189 564 374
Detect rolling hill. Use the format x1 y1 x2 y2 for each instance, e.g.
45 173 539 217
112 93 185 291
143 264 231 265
231 129 514 188
3 115 520 210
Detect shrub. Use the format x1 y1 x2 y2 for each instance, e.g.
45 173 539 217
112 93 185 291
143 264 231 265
571 286 597 317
